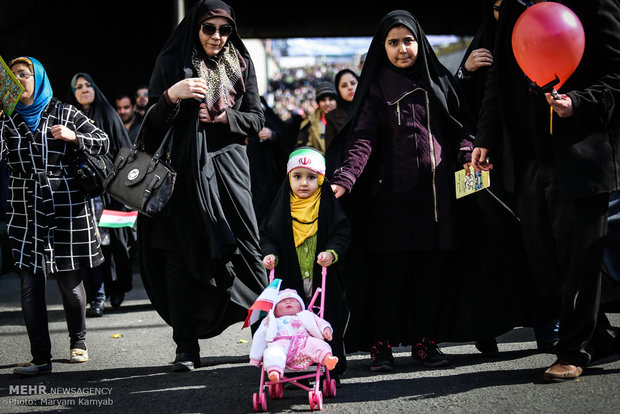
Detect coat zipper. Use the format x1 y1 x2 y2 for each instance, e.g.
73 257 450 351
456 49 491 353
390 89 438 222
425 92 438 222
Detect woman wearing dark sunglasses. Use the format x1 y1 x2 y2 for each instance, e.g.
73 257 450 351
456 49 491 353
143 0 267 372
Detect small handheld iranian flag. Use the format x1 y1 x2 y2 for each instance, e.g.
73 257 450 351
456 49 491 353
242 278 282 329
98 209 138 228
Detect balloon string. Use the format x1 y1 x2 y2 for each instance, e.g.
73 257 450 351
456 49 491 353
549 105 553 135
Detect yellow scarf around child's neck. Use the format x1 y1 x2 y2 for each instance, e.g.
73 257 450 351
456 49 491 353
290 181 323 247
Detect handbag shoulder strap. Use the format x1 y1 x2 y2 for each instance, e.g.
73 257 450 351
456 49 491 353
134 104 174 162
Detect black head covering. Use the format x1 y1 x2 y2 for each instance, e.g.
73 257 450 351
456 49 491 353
335 10 474 150
66 73 132 166
333 68 359 113
149 0 251 101
460 0 500 68
66 72 135 258
457 0 500 122
315 81 337 102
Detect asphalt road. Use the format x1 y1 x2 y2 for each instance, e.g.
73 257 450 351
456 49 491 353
1 270 619 414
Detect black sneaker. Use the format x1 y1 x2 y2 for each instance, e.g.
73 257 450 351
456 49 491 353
475 338 499 356
412 338 451 367
370 341 394 372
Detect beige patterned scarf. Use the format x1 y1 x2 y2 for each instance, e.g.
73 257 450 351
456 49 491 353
192 43 246 119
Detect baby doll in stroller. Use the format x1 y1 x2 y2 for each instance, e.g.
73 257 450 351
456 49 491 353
249 288 339 383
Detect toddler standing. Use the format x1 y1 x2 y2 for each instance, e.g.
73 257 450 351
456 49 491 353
260 147 350 377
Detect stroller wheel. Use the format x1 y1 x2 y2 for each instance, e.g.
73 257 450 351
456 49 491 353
260 393 267 411
252 393 260 412
269 383 283 400
309 391 324 411
315 391 324 410
329 379 337 397
323 378 337 398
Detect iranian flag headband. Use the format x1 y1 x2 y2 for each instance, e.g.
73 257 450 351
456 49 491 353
286 147 326 176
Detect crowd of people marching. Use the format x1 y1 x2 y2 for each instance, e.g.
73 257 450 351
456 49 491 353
1 0 619 389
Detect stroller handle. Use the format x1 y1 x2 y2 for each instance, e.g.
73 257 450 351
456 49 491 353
319 266 326 318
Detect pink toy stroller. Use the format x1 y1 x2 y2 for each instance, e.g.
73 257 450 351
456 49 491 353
251 267 337 412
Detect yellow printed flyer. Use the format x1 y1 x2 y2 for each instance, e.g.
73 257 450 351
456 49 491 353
455 166 491 199
0 55 24 116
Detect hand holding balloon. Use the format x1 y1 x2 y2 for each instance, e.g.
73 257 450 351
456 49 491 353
545 92 574 118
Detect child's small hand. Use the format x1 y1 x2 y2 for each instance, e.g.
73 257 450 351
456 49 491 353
317 251 334 267
263 254 276 270
323 328 333 341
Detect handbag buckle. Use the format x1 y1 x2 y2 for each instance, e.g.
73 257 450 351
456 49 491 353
127 169 140 181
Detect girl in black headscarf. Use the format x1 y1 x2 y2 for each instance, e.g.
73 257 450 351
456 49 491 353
331 9 534 373
141 0 267 371
66 73 136 316
325 68 359 179
330 9 476 371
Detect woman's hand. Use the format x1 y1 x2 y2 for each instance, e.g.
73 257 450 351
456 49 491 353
545 92 574 118
198 103 229 124
463 162 472 175
167 78 207 102
331 184 346 198
50 125 77 142
471 147 493 172
464 48 493 72
258 127 274 141
263 254 276 270
198 103 213 123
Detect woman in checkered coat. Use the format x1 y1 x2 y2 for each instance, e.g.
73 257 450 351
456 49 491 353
0 57 109 376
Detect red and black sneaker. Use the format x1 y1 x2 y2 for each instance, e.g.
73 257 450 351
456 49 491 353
370 340 394 372
411 338 451 367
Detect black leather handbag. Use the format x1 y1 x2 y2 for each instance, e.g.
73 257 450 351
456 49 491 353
104 126 176 217
58 104 107 199
67 151 108 199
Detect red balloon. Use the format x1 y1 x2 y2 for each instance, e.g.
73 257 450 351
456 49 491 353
512 2 585 91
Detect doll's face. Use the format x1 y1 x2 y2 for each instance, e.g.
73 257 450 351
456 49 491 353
289 167 319 199
274 298 302 317
385 25 418 69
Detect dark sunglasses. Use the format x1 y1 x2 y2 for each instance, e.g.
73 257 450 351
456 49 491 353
201 23 233 37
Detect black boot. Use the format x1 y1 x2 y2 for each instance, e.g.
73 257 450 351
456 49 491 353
86 299 104 317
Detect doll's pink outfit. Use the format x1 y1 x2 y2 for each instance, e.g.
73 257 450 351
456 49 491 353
249 290 333 377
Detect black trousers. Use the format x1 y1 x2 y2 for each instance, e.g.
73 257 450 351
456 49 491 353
516 161 611 366
20 269 86 364
369 251 447 346
162 250 201 354
102 235 134 295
